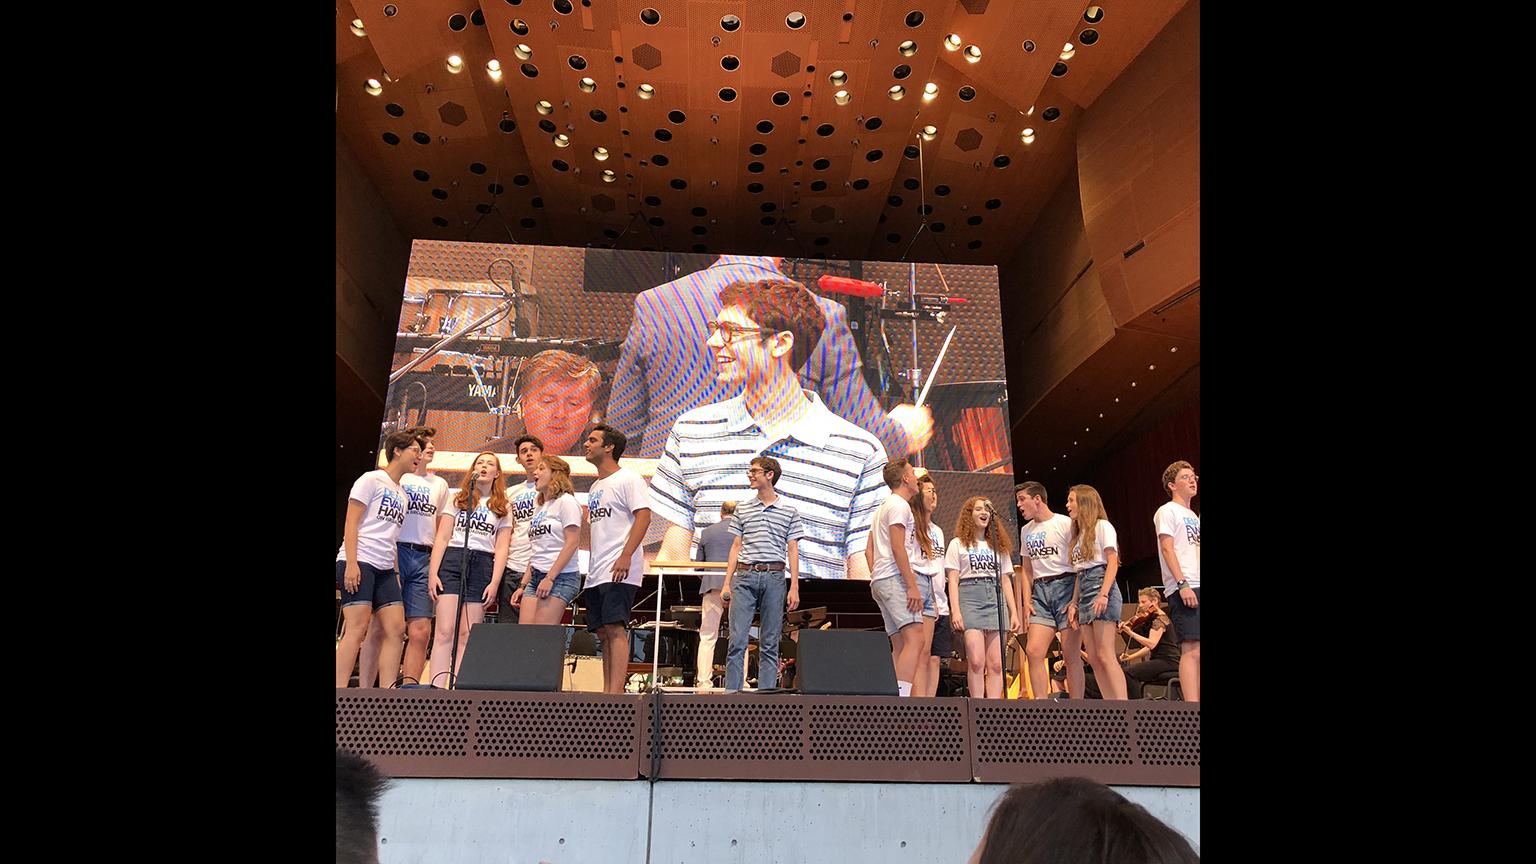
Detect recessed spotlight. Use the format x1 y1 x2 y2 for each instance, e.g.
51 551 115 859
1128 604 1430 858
514 44 533 60
364 79 383 96
922 82 938 101
638 83 655 99
1073 441 1077 446
829 70 848 86
601 169 616 182
536 100 553 114
446 55 465 73
921 125 937 140
1170 346 1178 353
554 133 570 147
964 45 982 62
350 18 367 37
834 90 851 105
1114 397 1120 402
1027 105 1035 115
1084 427 1089 432
578 77 597 93
1021 128 1036 144
593 146 610 160
899 40 918 56
1060 43 1076 61
1148 364 1156 370
945 34 962 50
1098 413 1104 418
1131 381 1137 387
888 85 905 100
487 59 503 80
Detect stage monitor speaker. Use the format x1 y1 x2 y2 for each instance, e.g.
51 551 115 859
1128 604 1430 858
455 624 564 691
797 629 898 696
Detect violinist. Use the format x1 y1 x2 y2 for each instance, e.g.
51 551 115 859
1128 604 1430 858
1117 587 1182 699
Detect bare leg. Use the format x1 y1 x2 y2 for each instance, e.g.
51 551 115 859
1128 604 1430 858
336 606 374 687
962 629 988 697
520 594 542 625
982 630 1005 699
893 623 927 693
373 604 407 689
358 616 386 688
428 595 462 688
909 616 937 697
925 657 941 697
1179 641 1199 701
1087 621 1128 699
402 618 432 685
1061 628 1085 698
601 624 629 694
1024 624 1056 700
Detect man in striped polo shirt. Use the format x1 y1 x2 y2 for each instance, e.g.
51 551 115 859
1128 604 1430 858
720 455 804 691
649 278 888 581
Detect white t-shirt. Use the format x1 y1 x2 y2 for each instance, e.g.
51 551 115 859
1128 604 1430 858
1154 501 1201 594
870 493 919 582
336 470 406 569
442 492 511 555
1069 519 1119 570
912 523 947 616
1020 513 1074 580
529 493 583 575
398 473 449 546
585 467 652 588
506 479 540 571
945 538 1004 582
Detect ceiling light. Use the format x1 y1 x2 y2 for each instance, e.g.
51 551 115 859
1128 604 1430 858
1021 129 1036 144
834 89 851 105
888 85 905 100
1027 105 1035 115
554 133 571 147
446 55 465 73
829 70 848 86
1170 346 1178 353
922 82 938 101
536 100 554 114
1098 413 1104 418
350 18 367 37
1114 397 1120 402
945 34 962 50
921 125 937 140
1148 364 1156 370
364 79 383 96
964 45 982 62
899 40 918 56
1131 381 1137 387
638 83 655 99
1060 43 1076 60
514 44 533 60
601 169 616 182
593 146 609 160
578 77 597 93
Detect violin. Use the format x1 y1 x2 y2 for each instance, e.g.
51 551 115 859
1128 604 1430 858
1120 607 1158 632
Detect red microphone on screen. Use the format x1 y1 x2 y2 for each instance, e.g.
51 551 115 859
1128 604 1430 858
816 275 886 299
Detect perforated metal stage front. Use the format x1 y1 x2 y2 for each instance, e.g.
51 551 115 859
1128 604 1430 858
337 690 1199 786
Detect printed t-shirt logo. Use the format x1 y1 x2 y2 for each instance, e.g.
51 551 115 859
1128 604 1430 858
1184 517 1200 546
403 483 438 516
377 490 405 525
588 489 614 520
1024 530 1059 559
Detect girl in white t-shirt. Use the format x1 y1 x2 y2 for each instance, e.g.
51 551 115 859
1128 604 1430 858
946 496 1020 699
1067 484 1128 700
913 476 949 697
511 454 586 626
426 452 512 687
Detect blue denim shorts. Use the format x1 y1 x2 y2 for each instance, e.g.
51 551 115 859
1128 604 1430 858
871 575 935 636
528 567 583 606
396 543 434 619
336 560 402 611
1028 574 1077 630
1075 565 1123 625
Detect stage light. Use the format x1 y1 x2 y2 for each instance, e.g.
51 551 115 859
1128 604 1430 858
601 169 616 182
1021 128 1035 144
1060 43 1075 60
1148 364 1156 370
888 85 905 100
350 18 367 37
514 44 533 60
964 45 981 63
945 34 962 50
899 40 917 56
638 83 655 99
921 125 937 140
579 77 597 93
593 146 609 160
536 100 554 115
364 79 383 96
487 59 503 80
554 133 571 147
1170 347 1178 352
446 55 465 73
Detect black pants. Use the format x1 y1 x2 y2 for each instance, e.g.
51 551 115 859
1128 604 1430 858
1082 658 1180 699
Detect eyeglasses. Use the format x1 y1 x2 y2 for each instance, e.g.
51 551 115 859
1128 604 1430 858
707 321 771 343
746 468 766 476
1178 474 1199 482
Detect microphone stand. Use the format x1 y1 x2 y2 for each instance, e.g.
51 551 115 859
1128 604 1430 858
446 496 476 688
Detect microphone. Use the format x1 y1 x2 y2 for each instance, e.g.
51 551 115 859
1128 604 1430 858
817 275 885 299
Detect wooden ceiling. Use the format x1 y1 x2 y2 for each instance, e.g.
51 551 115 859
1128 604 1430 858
336 0 1186 264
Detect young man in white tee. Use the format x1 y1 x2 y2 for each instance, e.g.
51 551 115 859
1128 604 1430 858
865 459 936 697
1016 481 1084 699
581 423 652 694
360 426 446 687
336 430 422 687
499 434 545 622
1155 460 1200 702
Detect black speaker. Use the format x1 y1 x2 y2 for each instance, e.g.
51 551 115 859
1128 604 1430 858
797 629 898 696
455 624 565 691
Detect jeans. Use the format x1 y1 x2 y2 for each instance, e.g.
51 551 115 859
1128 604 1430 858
726 570 787 691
